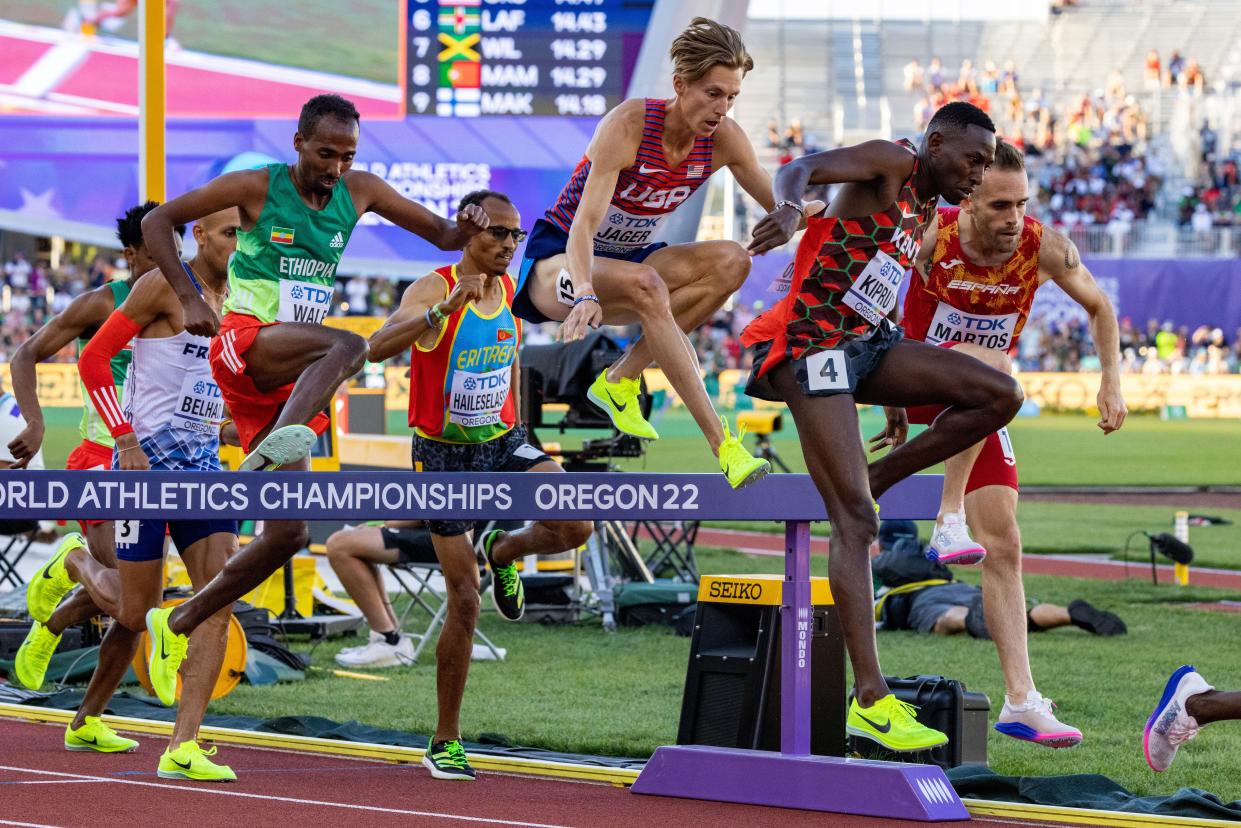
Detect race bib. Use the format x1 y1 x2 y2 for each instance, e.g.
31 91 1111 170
842 250 904 327
115 519 139 546
276 279 334 325
448 366 512 428
805 349 850 392
556 269 576 307
172 373 225 434
594 206 668 254
926 302 1020 350
769 260 795 295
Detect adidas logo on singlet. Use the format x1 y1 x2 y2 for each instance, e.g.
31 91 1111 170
330 232 344 249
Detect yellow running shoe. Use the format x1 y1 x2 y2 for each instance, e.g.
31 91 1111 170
26 533 83 623
717 418 770 489
14 620 61 690
157 741 236 782
847 694 949 752
586 370 659 440
65 716 139 753
145 606 188 706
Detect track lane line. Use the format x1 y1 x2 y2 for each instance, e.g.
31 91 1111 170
0 765 578 828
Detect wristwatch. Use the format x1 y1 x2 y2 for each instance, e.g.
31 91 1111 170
774 200 806 217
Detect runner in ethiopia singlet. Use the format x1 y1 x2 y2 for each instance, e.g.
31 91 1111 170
211 162 357 452
742 139 937 397
516 98 714 318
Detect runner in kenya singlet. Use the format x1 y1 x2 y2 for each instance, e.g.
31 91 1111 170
743 139 938 376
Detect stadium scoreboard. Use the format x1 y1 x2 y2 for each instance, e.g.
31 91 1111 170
404 0 656 117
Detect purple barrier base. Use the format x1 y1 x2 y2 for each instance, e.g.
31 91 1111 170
631 745 968 822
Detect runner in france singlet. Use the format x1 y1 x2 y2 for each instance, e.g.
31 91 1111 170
903 207 1043 352
408 265 521 444
77 280 132 448
544 98 714 257
743 139 937 376
223 163 358 325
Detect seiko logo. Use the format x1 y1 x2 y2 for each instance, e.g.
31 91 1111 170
946 279 1021 295
708 581 762 601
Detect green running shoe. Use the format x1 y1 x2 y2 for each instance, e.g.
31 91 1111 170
422 738 476 781
586 370 659 440
158 741 236 782
14 620 61 690
26 533 83 623
238 424 317 471
481 530 523 621
847 694 949 752
717 418 770 490
65 716 139 753
145 606 188 706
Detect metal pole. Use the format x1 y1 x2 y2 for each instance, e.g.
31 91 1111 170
781 520 812 755
139 0 166 202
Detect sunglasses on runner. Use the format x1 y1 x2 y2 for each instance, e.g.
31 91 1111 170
485 226 528 242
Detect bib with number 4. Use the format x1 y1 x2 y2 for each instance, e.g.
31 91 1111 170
842 250 904 327
805 349 850 391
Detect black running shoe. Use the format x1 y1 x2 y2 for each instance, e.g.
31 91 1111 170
422 739 476 781
481 530 524 621
1068 599 1127 636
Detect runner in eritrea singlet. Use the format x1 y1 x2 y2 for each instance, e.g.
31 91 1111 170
902 207 1043 353
77 280 132 449
743 139 937 375
408 265 521 444
223 163 358 326
544 98 715 257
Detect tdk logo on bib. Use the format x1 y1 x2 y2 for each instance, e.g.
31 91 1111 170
928 302 1019 349
277 281 334 325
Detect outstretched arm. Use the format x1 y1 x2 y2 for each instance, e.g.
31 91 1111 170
1041 228 1126 434
353 172 489 251
749 140 915 254
142 169 267 337
7 289 115 467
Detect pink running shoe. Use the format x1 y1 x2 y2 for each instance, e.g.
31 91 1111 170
926 513 987 566
995 691 1082 748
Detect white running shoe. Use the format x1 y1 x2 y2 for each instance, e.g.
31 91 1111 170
995 690 1082 748
239 424 316 471
927 512 987 566
334 636 415 669
1144 665 1212 772
337 630 384 657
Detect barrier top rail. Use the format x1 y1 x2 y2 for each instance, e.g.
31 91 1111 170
0 472 943 522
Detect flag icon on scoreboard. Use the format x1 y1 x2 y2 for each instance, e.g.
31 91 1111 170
437 87 481 117
438 6 481 35
441 60 481 89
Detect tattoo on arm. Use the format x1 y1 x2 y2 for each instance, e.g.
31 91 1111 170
1063 237 1080 271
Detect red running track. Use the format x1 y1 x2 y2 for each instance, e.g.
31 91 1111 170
0 719 1085 828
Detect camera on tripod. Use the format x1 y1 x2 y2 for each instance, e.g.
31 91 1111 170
519 332 652 471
